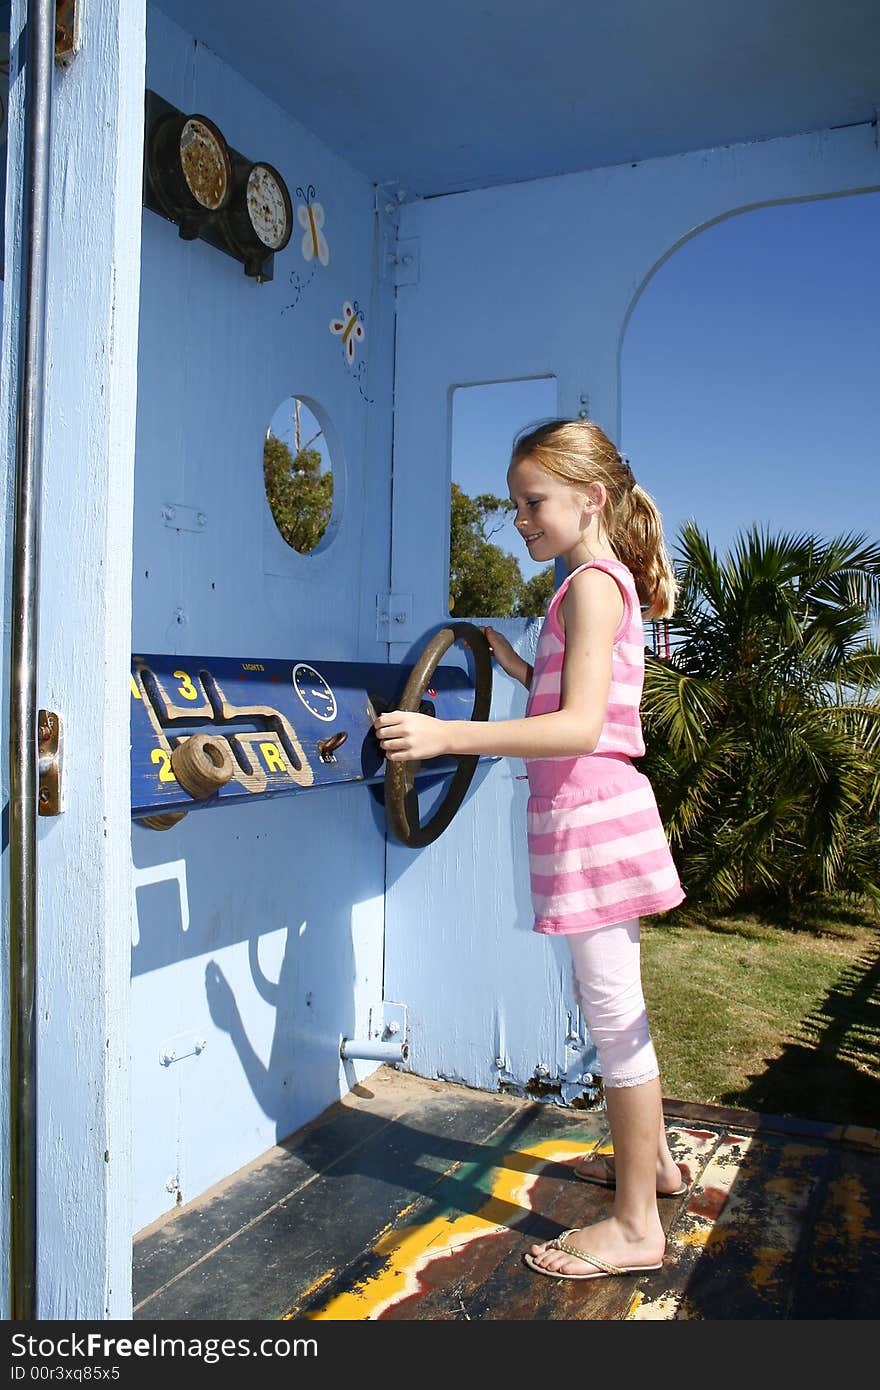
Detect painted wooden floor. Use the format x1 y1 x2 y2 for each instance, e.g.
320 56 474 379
132 1066 880 1321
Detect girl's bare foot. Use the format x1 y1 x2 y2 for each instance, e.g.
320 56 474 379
574 1150 685 1195
527 1214 666 1278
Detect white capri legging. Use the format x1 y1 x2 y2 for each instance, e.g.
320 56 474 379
567 918 660 1089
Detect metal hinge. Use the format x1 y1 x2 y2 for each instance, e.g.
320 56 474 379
38 710 63 816
383 234 420 285
55 0 80 63
376 591 413 642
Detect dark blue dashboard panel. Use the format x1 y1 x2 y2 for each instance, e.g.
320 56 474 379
131 652 485 818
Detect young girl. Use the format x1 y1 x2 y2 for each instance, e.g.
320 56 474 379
374 417 685 1283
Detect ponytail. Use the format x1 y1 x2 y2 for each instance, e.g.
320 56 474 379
612 484 678 620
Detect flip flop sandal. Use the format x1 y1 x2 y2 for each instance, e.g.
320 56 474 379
573 1153 687 1197
523 1230 665 1281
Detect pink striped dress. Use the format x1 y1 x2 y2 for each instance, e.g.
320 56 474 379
524 557 684 934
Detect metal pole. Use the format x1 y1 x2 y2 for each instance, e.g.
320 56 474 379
340 1037 409 1064
9 0 55 1320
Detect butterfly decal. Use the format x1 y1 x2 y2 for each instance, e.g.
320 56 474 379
296 184 329 266
330 300 365 363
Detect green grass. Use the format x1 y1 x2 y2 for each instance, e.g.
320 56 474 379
641 896 880 1130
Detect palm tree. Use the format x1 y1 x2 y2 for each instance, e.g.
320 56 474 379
642 523 880 911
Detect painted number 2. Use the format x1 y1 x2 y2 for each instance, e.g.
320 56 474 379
151 748 177 783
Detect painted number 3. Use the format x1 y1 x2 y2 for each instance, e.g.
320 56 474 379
173 670 198 701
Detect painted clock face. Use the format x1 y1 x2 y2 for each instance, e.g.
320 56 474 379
179 117 231 211
246 163 293 251
292 663 337 722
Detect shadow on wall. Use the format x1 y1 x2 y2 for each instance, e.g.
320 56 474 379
131 784 384 1144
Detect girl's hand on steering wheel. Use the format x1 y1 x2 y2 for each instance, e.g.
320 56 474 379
483 627 529 684
374 710 451 762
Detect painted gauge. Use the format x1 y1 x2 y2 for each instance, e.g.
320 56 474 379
246 163 293 251
147 109 233 233
178 117 232 211
292 663 337 722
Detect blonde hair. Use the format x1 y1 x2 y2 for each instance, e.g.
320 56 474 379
511 418 678 620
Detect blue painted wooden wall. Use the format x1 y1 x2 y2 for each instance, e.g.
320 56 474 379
129 5 398 1231
0 0 877 1320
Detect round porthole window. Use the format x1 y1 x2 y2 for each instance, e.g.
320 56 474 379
264 397 336 554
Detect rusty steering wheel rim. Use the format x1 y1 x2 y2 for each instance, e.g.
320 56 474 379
384 622 493 848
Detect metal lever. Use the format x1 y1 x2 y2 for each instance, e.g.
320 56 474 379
317 731 348 763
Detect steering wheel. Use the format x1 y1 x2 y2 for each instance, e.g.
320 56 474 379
384 622 493 848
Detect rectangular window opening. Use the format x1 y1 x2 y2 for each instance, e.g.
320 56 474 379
449 377 558 619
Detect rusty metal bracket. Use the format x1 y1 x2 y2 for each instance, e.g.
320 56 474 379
37 710 63 816
55 0 79 63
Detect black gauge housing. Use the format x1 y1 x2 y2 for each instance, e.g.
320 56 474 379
143 90 290 281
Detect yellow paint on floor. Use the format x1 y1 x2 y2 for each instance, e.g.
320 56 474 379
626 1288 686 1319
680 1223 744 1254
827 1173 873 1243
807 1172 877 1287
301 1139 589 1320
284 1267 337 1309
750 1246 789 1290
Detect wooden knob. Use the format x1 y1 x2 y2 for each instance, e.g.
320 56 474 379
136 811 188 831
170 734 235 799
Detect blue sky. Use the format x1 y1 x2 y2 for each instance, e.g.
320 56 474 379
451 190 880 586
269 398 329 467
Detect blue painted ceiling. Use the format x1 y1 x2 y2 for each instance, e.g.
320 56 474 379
157 1 879 196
